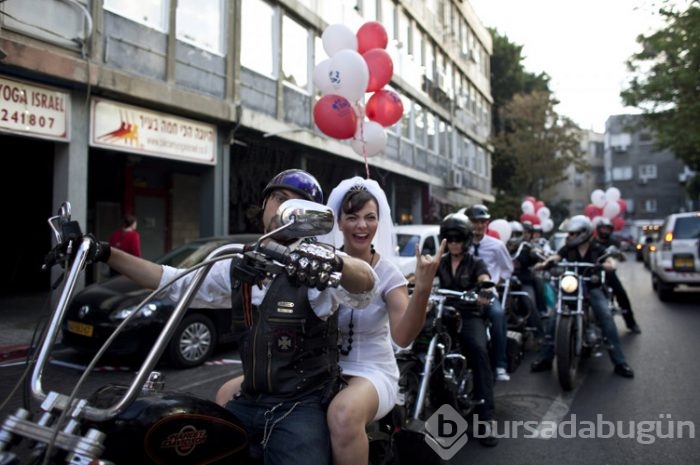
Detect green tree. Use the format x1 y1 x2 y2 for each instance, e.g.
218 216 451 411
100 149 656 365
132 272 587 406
492 90 587 201
621 2 700 173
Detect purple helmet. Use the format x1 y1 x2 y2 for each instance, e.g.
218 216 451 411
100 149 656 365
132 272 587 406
262 169 323 204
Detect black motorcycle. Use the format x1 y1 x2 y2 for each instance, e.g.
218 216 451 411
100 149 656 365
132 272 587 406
550 247 622 391
396 284 493 426
0 199 343 465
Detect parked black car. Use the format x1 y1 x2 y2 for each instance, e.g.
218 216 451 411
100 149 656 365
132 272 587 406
61 234 260 368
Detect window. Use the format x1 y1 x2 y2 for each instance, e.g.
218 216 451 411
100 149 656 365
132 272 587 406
639 164 657 180
176 0 224 54
644 199 657 213
638 131 653 145
414 103 426 147
241 0 276 77
105 0 168 31
282 16 310 90
612 166 633 181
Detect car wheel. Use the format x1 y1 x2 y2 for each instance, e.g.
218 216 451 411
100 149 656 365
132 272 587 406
652 275 673 302
167 314 217 368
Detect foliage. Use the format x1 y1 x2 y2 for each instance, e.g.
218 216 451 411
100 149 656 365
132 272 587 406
621 2 700 171
488 30 585 220
491 90 587 200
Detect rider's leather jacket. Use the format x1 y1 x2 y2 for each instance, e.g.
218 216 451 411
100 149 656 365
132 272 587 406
231 272 340 402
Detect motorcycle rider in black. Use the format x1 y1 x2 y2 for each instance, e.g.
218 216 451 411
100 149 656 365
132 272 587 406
436 212 499 447
593 218 641 333
530 215 634 378
95 169 378 465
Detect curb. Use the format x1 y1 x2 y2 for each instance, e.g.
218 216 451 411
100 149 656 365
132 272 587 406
0 344 31 363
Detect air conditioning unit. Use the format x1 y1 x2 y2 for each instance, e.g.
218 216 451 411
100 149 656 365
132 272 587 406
447 170 463 189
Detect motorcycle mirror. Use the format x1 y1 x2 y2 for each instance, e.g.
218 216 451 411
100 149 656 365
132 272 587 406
271 199 335 240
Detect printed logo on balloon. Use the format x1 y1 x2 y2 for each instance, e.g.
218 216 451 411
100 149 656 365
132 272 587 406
313 21 404 164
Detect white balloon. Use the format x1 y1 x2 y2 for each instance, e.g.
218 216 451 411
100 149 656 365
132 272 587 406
489 219 512 244
537 206 551 221
312 59 335 95
590 189 606 208
592 215 606 227
322 23 358 57
351 121 387 157
603 201 621 219
605 186 621 203
328 49 369 103
521 200 535 215
542 218 554 233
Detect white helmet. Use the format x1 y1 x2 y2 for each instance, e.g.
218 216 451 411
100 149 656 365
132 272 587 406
565 215 593 247
507 221 524 249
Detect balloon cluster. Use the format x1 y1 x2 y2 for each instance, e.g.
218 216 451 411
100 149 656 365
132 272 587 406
519 196 554 233
487 219 512 243
584 187 626 231
313 22 404 158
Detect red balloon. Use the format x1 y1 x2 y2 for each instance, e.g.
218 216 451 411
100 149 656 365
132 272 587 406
365 89 404 127
313 95 357 140
487 229 500 239
357 21 388 54
519 213 540 225
363 48 393 92
584 204 603 219
612 216 625 231
535 200 545 212
617 198 627 215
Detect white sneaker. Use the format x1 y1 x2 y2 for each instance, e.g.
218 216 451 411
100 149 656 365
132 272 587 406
496 367 510 381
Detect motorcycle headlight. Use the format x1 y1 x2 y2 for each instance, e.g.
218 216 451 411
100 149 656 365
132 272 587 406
110 303 158 321
560 274 578 293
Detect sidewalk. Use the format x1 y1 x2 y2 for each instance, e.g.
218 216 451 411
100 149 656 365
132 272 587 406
0 292 54 363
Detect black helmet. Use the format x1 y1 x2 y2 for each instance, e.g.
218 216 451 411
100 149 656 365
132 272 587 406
596 218 613 240
465 204 491 221
522 220 534 233
565 215 593 247
440 213 473 243
262 169 323 204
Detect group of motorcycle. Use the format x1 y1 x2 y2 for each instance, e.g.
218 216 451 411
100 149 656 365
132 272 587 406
0 203 625 465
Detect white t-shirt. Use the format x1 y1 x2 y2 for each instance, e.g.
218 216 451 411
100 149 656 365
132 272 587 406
337 256 407 419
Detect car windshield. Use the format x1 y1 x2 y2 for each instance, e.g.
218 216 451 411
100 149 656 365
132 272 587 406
396 234 420 257
155 239 230 268
674 217 700 239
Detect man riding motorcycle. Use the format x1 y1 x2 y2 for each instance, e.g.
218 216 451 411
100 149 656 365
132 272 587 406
530 215 634 379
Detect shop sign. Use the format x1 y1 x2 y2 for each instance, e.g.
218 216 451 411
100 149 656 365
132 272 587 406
90 98 217 165
0 76 70 141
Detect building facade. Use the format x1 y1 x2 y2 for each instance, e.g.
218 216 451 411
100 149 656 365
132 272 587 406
0 0 494 296
605 114 692 237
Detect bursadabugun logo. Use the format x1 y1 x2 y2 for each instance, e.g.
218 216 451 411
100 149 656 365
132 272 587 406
425 406 696 458
473 413 695 444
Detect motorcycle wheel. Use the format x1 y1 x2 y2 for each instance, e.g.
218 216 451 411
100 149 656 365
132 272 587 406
555 315 579 391
167 313 217 368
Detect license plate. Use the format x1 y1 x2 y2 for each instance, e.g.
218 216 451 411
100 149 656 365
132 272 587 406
67 320 94 337
672 254 695 272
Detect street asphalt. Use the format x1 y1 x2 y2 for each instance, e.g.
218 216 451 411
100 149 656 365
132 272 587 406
0 292 54 363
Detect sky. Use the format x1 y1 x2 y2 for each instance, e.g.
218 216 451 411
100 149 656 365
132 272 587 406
468 0 688 133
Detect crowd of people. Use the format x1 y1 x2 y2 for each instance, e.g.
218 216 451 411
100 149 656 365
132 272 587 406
86 168 640 463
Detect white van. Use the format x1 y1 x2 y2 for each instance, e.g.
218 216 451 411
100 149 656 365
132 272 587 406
649 211 700 300
391 224 441 279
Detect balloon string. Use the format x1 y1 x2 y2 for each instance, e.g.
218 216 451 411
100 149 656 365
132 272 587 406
359 120 370 179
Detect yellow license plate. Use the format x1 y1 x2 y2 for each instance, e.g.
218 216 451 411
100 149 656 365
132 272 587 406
67 320 94 337
673 255 695 272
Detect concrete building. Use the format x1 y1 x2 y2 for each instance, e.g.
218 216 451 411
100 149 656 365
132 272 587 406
0 0 495 297
604 114 692 237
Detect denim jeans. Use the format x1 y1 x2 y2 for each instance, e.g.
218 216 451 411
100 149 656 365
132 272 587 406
486 299 508 371
225 390 331 465
538 287 626 366
460 315 495 421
